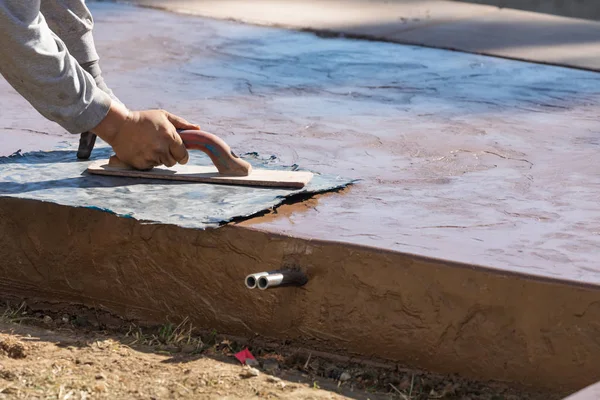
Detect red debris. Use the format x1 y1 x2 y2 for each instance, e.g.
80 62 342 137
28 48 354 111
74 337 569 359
234 348 256 365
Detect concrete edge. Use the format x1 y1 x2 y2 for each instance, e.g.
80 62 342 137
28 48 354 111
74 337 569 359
0 197 598 394
563 380 600 399
237 225 600 292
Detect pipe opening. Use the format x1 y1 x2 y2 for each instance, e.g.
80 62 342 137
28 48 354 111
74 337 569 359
245 275 257 289
257 276 269 290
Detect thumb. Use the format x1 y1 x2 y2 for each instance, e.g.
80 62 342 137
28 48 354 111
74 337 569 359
165 111 200 130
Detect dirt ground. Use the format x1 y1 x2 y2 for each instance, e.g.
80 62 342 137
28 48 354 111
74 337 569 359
0 301 560 400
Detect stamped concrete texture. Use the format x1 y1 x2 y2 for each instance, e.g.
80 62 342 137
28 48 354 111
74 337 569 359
2 2 600 284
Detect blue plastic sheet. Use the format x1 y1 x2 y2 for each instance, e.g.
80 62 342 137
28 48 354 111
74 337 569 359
0 144 353 229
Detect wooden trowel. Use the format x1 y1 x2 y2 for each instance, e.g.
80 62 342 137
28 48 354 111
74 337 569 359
86 130 313 189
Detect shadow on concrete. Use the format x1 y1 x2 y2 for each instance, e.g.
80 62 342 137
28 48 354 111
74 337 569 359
0 149 106 164
311 17 600 73
349 17 600 48
0 176 194 195
451 0 600 21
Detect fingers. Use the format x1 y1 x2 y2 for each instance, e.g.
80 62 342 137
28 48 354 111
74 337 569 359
178 151 189 165
164 111 200 130
160 153 178 168
163 112 192 165
165 126 189 166
130 158 157 171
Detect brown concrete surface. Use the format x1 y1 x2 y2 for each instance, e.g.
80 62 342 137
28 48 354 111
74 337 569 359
1 2 600 393
2 2 600 285
0 197 597 395
117 0 600 71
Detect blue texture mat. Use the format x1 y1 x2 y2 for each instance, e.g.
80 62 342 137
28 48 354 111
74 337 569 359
0 145 353 229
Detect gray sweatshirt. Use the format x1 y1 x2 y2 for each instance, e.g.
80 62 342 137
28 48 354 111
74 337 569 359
0 1 113 134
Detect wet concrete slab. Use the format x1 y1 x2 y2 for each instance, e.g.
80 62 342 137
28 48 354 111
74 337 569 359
0 87 71 154
1 2 600 284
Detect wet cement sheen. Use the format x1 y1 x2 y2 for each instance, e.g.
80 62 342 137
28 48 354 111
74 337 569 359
1 3 599 283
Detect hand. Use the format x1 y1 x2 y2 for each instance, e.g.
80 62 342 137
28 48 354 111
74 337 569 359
91 102 200 170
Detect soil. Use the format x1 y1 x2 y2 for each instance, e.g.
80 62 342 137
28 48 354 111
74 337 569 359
0 301 559 400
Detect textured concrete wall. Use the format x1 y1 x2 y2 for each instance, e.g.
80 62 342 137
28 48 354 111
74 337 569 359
1 197 599 393
455 0 600 20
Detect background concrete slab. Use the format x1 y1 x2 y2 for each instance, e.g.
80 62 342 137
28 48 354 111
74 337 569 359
391 7 600 70
117 0 600 71
455 0 600 21
120 0 497 34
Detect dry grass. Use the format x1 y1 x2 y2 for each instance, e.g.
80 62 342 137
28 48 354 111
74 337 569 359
0 302 27 324
125 317 201 349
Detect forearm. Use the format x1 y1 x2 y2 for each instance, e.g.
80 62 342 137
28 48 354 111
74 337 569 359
0 1 112 134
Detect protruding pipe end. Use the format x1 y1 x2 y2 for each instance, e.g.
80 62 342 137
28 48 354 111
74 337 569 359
258 273 283 290
245 272 269 289
257 270 307 290
245 275 257 289
257 276 266 290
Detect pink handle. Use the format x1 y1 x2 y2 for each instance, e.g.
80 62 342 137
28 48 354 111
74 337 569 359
178 130 252 176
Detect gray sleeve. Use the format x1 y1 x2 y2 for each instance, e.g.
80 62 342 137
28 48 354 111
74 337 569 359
41 0 122 104
40 0 98 65
0 1 112 134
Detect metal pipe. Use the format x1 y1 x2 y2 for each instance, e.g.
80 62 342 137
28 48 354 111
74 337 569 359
257 273 283 289
245 272 269 289
257 270 308 290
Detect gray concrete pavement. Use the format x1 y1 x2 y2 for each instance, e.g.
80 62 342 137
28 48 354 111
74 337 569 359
114 0 600 71
456 0 600 21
